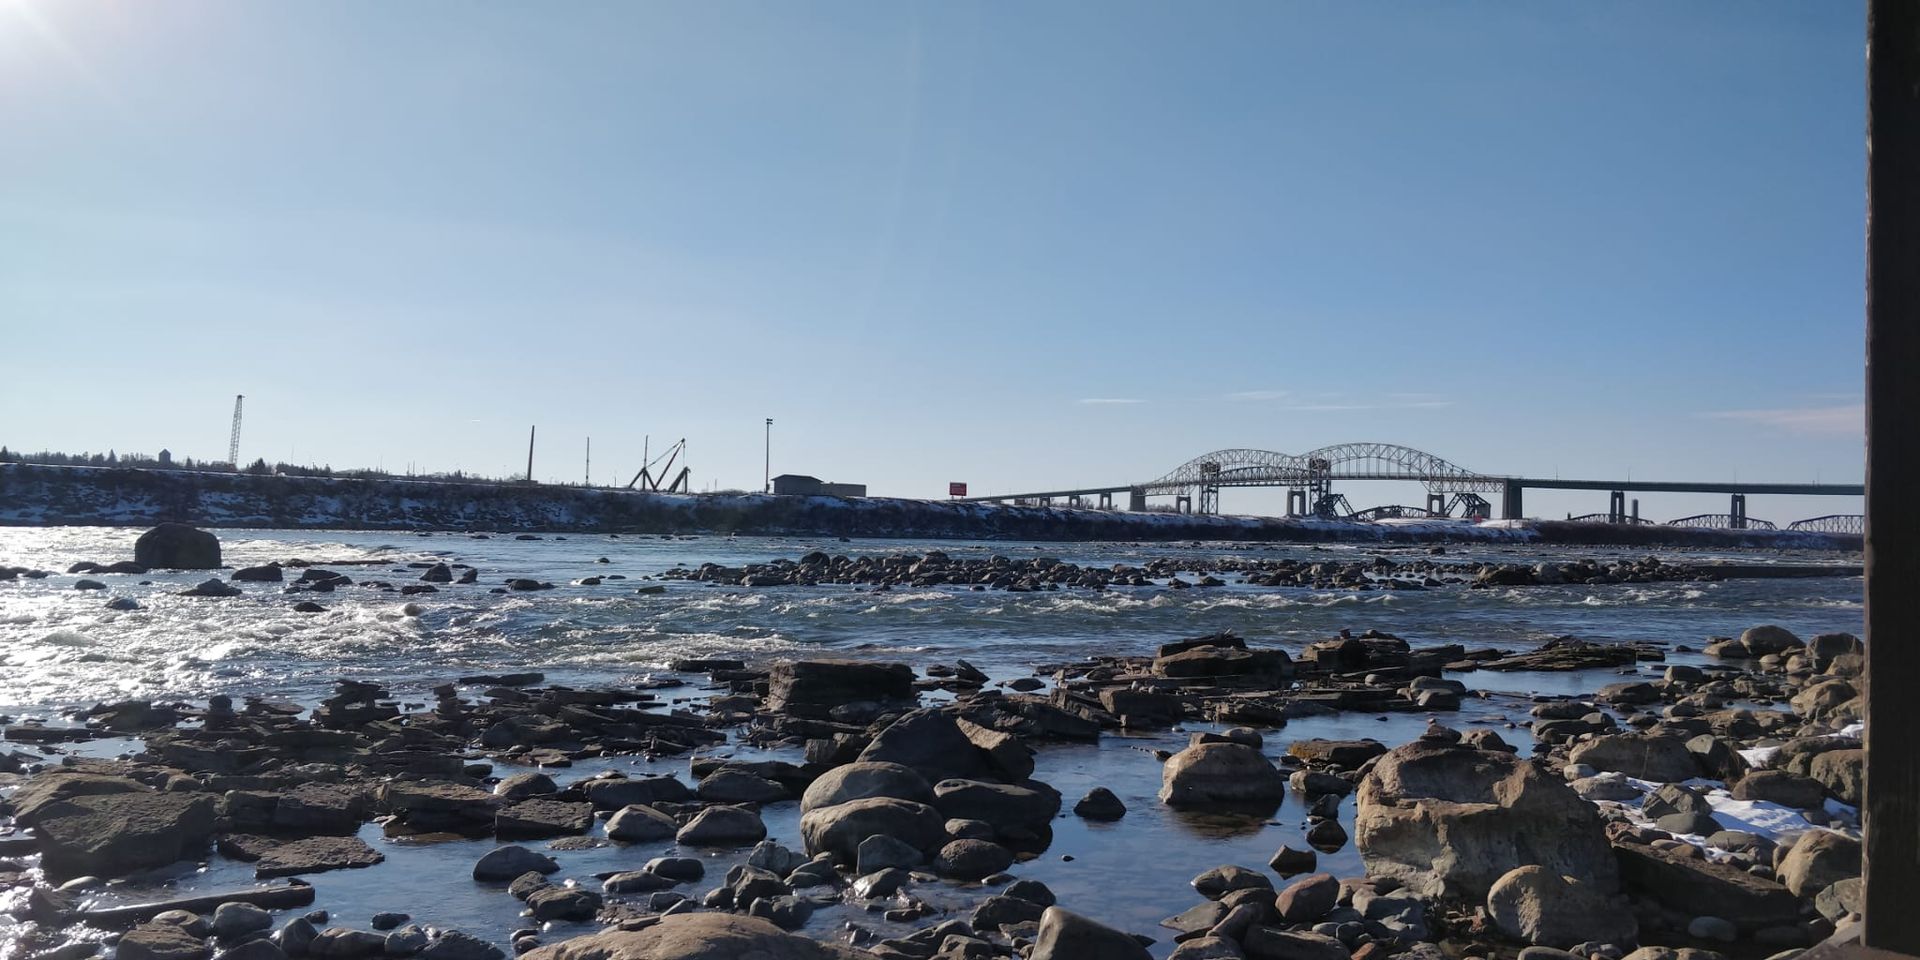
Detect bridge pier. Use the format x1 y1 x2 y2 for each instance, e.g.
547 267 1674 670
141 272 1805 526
1128 488 1145 511
1287 489 1308 517
1426 493 1447 515
1175 494 1192 514
1502 479 1524 519
1098 491 1112 509
1730 494 1747 529
1608 490 1626 524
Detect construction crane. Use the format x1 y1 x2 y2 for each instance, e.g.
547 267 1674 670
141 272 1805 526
625 438 692 493
228 395 244 466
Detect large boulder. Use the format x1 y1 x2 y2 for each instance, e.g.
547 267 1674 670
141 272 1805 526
1740 625 1803 657
1565 734 1699 782
766 660 916 720
856 709 996 783
799 762 932 813
519 913 861 960
134 523 222 570
1159 742 1287 808
1354 741 1616 902
931 778 1061 831
1486 865 1637 948
1030 907 1151 960
1778 830 1861 898
1809 749 1864 805
34 790 217 879
799 797 946 864
1614 841 1799 932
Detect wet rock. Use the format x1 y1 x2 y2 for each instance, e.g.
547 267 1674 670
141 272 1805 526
1687 917 1737 942
1160 742 1287 807
1031 907 1151 960
578 775 691 811
675 805 766 846
120 922 212 960
274 783 368 835
800 796 945 864
1487 865 1638 948
419 931 503 960
308 929 388 959
696 770 790 804
931 778 1061 831
182 579 245 597
232 565 284 583
473 845 559 881
974 894 1048 932
527 885 603 922
1354 740 1617 901
799 762 933 812
493 773 558 801
1240 927 1346 960
855 834 923 873
496 799 594 839
1305 819 1348 852
1268 845 1317 876
256 836 385 878
604 804 678 842
135 523 222 570
1566 734 1699 782
34 790 217 880
215 941 287 960
955 716 1036 781
856 709 997 783
1169 937 1246 960
1286 739 1387 769
1778 830 1860 897
1073 787 1126 821
1275 873 1339 923
933 839 1014 879
520 911 860 959
1193 865 1274 899
766 660 916 720
1740 625 1803 657
213 903 275 939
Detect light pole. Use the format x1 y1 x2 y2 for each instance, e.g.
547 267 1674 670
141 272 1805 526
763 418 773 493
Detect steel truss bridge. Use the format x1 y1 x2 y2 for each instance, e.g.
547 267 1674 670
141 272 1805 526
958 442 1863 530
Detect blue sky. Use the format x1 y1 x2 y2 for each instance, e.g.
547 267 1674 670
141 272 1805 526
0 2 1865 522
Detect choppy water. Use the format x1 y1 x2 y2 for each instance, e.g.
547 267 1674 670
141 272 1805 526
0 527 1865 958
0 527 1863 713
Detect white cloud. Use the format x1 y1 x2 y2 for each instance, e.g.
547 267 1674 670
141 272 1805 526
1700 403 1864 435
1077 397 1144 405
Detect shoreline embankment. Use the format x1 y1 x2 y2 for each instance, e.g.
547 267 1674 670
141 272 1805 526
0 464 1862 550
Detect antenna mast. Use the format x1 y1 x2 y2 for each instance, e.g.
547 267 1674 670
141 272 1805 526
228 395 244 466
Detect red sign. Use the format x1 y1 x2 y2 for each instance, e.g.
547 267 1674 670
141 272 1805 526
949 482 968 497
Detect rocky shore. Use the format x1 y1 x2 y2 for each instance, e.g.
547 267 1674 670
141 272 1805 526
0 464 1862 550
0 612 1866 960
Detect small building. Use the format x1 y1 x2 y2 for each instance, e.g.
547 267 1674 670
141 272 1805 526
772 474 866 497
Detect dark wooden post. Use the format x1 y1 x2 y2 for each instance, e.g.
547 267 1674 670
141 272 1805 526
1865 0 1920 952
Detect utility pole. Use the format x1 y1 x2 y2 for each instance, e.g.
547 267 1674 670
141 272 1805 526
764 418 773 493
526 426 536 483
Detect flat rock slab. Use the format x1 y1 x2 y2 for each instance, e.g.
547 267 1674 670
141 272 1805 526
495 799 593 839
35 790 217 880
255 836 385 878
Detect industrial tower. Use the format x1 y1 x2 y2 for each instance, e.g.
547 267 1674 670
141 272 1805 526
228 395 244 466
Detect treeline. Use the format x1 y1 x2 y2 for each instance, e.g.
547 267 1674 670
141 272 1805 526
0 447 516 485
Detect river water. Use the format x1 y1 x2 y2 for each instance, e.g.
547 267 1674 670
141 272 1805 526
0 528 1865 957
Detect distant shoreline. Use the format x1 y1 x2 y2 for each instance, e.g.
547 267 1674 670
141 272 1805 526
0 463 1862 551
